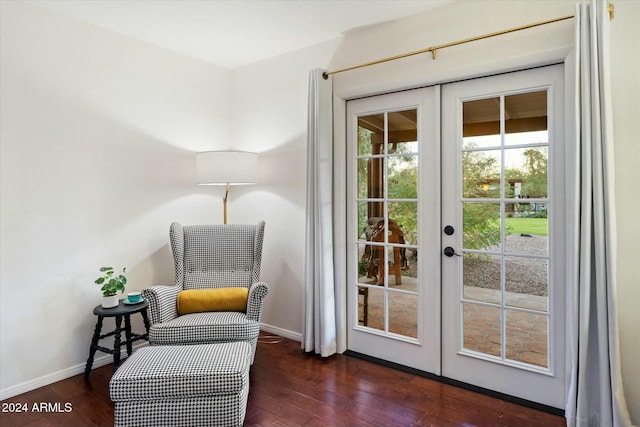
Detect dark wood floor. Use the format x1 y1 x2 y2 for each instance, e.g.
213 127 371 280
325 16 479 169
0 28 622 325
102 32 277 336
1 334 565 426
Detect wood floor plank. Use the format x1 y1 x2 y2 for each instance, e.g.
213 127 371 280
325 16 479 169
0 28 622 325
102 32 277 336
408 375 565 427
0 334 566 427
246 383 317 426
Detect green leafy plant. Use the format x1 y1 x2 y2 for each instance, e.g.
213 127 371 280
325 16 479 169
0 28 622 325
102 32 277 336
94 267 127 297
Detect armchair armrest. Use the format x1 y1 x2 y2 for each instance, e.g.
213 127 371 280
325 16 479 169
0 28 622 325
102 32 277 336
142 285 181 325
246 281 269 322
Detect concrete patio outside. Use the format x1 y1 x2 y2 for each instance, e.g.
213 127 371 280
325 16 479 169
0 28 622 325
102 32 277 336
358 277 549 368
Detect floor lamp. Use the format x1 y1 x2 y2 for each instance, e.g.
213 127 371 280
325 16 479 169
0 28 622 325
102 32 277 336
196 151 258 224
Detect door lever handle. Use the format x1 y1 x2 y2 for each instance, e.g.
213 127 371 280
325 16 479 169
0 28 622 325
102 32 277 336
443 247 463 257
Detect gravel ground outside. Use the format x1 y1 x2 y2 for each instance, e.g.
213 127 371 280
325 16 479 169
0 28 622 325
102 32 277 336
464 234 549 296
362 234 549 296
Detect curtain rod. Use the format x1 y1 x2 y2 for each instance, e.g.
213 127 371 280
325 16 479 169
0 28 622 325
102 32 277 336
323 3 614 79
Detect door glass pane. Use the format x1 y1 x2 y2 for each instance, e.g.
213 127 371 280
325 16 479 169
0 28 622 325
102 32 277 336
358 202 384 241
362 286 385 332
384 244 416 289
388 202 417 244
462 202 501 250
384 245 404 286
388 109 417 150
361 242 383 286
360 157 384 200
389 291 418 338
358 243 379 285
357 286 369 326
358 114 384 155
505 147 548 198
463 254 501 304
505 226 548 256
388 155 418 199
505 256 548 312
504 91 547 145
463 97 500 148
459 91 551 370
357 202 368 240
357 158 371 199
463 302 501 357
506 310 548 368
462 150 501 198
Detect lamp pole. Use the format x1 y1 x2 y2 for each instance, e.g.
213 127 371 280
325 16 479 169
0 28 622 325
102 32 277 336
223 183 230 224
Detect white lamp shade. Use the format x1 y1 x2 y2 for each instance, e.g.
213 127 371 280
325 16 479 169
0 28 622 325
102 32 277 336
196 151 258 185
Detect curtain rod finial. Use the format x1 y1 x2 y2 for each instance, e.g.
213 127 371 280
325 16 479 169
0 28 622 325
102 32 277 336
322 71 329 80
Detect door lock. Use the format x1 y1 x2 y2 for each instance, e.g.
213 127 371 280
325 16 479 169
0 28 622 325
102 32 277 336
443 246 462 257
444 225 455 235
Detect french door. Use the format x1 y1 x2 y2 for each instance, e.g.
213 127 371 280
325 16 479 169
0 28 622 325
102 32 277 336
346 87 440 373
346 65 566 409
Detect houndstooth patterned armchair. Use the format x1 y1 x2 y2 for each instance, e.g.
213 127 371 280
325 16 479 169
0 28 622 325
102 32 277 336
142 222 269 363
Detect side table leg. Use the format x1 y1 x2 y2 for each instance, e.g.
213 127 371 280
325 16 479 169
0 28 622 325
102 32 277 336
113 315 123 372
124 314 133 357
140 308 150 340
84 316 104 380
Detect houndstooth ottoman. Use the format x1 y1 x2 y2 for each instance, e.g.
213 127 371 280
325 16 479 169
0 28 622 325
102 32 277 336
109 342 251 427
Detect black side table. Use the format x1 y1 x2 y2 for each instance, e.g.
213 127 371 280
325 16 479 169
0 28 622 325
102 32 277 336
84 299 150 379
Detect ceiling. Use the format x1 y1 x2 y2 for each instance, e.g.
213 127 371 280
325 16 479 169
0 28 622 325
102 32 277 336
27 0 453 69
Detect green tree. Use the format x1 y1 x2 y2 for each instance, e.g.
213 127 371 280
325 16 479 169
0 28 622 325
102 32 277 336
462 150 499 198
463 203 501 250
387 157 418 244
462 146 501 250
521 148 547 197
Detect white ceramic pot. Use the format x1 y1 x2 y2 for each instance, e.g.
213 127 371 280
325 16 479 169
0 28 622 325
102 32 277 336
102 294 119 308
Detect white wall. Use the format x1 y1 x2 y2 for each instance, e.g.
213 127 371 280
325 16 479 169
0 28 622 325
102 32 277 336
0 1 231 396
229 39 341 339
330 0 576 95
610 1 640 423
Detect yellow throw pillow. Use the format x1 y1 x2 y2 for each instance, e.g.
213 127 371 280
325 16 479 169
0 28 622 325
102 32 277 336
177 288 249 315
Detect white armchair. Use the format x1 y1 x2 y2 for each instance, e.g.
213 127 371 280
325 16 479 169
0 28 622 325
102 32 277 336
142 221 269 363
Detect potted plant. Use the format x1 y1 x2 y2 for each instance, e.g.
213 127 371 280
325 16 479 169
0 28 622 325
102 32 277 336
95 266 127 308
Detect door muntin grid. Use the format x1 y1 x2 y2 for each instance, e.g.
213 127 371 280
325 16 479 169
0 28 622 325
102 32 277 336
354 108 420 341
458 89 552 372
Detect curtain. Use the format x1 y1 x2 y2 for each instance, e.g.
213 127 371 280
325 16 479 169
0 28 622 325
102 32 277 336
303 68 337 357
566 2 632 426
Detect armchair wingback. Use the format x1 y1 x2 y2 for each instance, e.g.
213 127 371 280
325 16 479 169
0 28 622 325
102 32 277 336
142 221 269 363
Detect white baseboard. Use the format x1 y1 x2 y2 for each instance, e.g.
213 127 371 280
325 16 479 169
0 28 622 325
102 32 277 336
1 327 300 401
0 342 149 401
260 323 302 342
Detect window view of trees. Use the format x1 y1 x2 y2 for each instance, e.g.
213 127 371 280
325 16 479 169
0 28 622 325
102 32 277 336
358 126 549 253
463 145 501 250
357 125 419 245
462 135 549 253
514 147 548 199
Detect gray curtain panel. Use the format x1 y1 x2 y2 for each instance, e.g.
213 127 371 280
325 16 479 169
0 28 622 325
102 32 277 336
303 68 338 357
566 1 633 426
